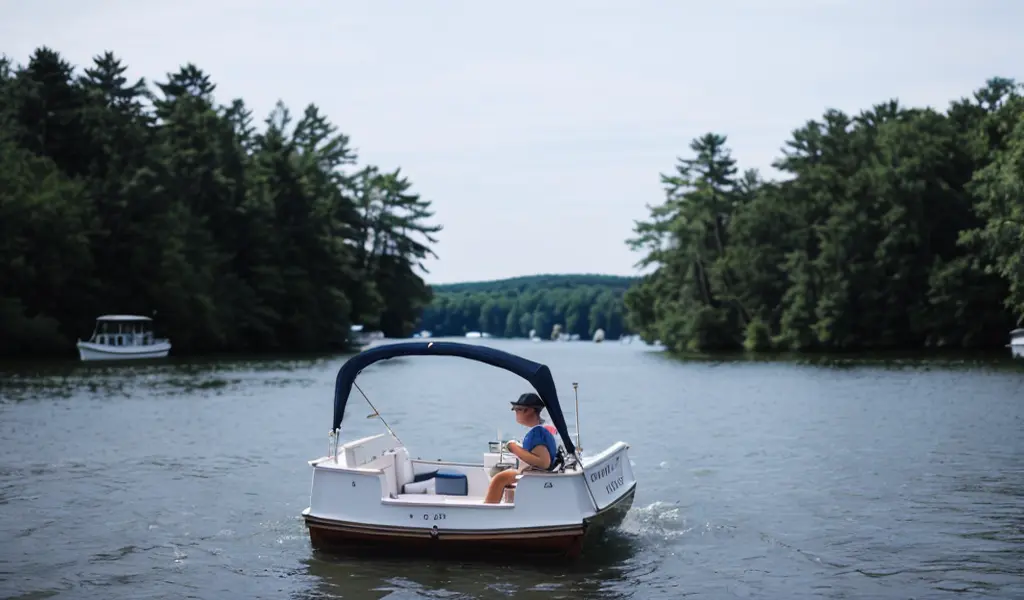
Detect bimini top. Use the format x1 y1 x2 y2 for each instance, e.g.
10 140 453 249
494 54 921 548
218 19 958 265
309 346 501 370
332 341 577 455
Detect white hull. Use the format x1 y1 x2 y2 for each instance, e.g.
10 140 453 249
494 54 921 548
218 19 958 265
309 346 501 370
76 341 171 361
302 433 636 558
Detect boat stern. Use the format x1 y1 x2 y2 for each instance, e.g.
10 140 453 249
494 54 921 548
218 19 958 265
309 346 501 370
580 442 636 524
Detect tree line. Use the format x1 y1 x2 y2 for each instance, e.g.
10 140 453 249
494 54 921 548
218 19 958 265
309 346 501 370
416 275 634 340
0 47 440 357
625 77 1024 353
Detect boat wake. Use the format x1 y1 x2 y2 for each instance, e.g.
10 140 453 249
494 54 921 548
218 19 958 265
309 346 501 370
619 500 699 542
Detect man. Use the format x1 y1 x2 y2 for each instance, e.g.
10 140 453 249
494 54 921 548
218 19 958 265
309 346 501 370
483 392 559 503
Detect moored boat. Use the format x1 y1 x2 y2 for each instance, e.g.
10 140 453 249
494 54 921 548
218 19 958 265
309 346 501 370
76 315 171 361
350 324 385 350
1010 328 1024 358
301 341 637 560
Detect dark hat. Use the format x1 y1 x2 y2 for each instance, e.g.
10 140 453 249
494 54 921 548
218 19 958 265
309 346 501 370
510 392 544 408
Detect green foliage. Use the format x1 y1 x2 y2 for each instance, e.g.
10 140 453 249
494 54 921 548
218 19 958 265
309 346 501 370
627 78 1024 353
417 275 636 340
0 47 440 357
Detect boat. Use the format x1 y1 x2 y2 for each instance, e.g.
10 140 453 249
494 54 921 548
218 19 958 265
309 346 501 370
301 341 637 560
1010 328 1024 359
75 315 171 361
350 324 384 350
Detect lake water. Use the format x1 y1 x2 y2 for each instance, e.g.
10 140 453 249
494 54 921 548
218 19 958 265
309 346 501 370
1 340 1022 599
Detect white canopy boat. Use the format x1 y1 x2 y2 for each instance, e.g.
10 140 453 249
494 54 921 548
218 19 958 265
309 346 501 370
301 341 637 559
76 315 171 361
1010 328 1024 359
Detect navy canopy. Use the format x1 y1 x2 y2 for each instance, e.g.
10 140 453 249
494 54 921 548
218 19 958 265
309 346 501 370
332 341 577 455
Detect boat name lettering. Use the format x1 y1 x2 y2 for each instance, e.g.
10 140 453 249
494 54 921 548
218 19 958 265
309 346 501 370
424 513 446 520
588 456 621 483
605 476 624 495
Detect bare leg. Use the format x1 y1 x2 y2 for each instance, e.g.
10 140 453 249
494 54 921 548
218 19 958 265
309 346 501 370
484 469 518 504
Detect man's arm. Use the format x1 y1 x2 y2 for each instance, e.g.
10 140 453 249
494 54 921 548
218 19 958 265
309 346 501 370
508 441 551 470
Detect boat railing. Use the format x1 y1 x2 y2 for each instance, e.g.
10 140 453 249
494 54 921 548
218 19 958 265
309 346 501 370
87 332 169 347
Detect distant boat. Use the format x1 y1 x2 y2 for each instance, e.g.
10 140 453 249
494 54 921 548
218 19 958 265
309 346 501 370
1010 328 1024 359
592 329 605 343
351 324 384 349
76 315 171 361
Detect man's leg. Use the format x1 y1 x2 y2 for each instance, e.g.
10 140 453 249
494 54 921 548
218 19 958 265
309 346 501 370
483 469 518 503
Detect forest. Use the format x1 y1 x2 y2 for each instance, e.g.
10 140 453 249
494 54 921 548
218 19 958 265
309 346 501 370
415 274 635 340
0 47 440 357
625 77 1024 353
4 46 1021 359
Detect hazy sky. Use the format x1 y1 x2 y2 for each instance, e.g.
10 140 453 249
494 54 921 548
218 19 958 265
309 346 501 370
4 1 1020 283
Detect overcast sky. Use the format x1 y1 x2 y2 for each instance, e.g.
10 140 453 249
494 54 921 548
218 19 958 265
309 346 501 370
3 0 1020 283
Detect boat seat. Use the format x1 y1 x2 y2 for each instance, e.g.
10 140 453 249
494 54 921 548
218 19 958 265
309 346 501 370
499 449 566 501
339 433 401 468
339 437 414 499
505 446 567 490
389 447 415 495
366 447 416 499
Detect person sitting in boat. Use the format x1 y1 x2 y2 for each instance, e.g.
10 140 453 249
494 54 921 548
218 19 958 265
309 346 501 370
483 392 559 503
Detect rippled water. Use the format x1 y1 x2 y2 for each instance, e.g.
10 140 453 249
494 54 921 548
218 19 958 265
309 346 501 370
1 341 1022 599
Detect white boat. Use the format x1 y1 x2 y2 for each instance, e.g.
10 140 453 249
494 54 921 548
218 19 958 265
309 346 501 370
301 341 637 560
76 315 171 361
1010 328 1024 358
350 324 384 350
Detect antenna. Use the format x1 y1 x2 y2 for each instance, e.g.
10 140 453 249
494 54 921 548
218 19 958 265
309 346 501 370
573 382 582 454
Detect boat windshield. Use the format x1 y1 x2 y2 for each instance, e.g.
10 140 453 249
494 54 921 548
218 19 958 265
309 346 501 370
90 318 156 346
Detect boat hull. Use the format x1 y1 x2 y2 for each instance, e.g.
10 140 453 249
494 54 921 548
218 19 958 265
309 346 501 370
303 482 636 560
76 341 171 362
304 516 586 559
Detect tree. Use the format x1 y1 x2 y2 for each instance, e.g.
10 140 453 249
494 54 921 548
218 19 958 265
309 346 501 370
624 79 1023 353
0 46 441 358
416 275 636 340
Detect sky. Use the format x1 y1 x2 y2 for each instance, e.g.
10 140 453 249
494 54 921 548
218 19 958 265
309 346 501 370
3 0 1021 284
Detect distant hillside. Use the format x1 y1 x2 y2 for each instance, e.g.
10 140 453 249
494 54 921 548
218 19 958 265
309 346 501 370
418 273 639 340
429 273 638 294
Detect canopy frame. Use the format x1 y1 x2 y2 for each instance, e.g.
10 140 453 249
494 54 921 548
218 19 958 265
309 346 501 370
331 341 578 455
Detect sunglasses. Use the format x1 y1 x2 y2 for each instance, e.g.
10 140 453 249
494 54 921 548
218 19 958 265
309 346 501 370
511 406 533 412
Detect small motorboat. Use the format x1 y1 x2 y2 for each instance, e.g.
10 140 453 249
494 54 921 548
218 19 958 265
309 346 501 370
301 341 637 559
76 315 171 361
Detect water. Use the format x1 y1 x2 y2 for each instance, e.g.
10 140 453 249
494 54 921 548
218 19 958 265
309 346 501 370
1 340 1022 599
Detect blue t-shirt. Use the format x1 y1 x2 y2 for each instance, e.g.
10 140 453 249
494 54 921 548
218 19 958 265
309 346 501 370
522 425 558 468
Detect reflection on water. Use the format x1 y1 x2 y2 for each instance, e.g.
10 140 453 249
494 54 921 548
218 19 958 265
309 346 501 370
298 528 645 600
0 353 349 403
